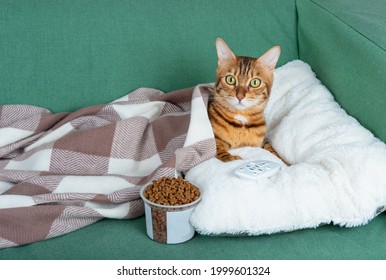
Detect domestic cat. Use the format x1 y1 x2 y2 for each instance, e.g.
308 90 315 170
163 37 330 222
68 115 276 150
208 38 281 162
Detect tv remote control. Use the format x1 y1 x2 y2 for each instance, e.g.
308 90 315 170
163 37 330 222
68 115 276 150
235 160 281 181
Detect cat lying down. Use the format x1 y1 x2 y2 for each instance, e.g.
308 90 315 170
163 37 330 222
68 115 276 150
186 60 386 236
209 38 282 162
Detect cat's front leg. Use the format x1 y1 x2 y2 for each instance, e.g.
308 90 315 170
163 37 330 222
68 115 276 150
262 141 280 157
263 141 290 166
215 139 242 162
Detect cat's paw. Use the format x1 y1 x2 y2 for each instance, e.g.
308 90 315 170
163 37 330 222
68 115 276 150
216 153 242 162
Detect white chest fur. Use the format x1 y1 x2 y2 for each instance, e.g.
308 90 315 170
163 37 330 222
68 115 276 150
234 114 248 125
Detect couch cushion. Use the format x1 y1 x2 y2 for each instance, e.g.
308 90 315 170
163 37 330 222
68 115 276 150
297 0 386 142
0 0 298 112
1 215 386 260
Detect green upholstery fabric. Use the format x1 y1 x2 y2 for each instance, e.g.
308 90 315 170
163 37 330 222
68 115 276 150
312 0 386 50
1 0 386 260
0 0 298 113
297 0 386 142
1 215 386 260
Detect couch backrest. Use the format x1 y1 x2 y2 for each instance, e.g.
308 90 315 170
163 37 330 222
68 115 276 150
297 0 386 142
0 0 298 112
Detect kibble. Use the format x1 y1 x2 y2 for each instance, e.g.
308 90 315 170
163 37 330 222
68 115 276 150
144 176 200 206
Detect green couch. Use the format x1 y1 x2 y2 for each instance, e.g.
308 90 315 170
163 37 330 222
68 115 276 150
1 0 385 259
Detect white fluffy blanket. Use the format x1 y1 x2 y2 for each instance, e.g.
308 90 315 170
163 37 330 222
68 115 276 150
186 60 386 235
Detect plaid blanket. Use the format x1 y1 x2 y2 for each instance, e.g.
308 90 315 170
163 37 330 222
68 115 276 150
0 85 215 248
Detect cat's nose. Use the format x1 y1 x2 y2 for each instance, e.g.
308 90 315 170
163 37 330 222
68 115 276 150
236 87 247 101
236 93 245 101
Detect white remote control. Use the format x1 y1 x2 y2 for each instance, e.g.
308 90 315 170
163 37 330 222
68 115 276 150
235 160 281 181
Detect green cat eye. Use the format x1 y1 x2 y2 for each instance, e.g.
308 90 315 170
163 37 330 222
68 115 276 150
250 78 261 88
225 75 236 85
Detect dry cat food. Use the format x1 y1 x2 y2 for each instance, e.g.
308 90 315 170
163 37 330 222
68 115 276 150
143 176 200 206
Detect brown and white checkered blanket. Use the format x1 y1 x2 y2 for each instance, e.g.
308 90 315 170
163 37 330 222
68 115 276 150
0 85 215 248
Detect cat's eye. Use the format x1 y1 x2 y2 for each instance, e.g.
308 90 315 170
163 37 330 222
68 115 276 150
225 75 236 85
250 78 261 88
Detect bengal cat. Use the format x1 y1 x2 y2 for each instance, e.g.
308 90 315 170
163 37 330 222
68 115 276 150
209 38 281 162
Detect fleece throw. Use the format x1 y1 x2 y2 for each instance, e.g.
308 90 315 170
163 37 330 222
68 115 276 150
0 85 215 248
186 61 386 236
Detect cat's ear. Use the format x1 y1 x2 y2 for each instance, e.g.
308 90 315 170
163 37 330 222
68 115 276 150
259 46 281 73
216 38 236 64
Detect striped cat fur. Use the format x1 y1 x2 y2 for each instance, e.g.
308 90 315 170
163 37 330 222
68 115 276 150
209 38 281 162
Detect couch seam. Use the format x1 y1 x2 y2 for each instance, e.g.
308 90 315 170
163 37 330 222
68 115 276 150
295 0 300 59
309 0 386 53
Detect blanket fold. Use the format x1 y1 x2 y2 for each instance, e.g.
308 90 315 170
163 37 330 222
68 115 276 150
0 85 216 248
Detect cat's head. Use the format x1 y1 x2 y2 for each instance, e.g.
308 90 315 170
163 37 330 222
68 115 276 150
214 38 280 111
